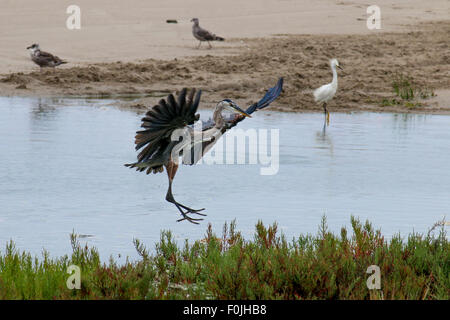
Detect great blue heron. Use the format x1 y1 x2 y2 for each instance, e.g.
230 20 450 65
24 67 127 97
313 58 343 125
125 78 283 224
26 44 67 70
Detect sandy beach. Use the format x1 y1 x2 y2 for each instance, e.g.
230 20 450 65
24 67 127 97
0 0 449 112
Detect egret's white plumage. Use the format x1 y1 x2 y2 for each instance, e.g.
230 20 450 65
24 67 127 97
313 58 342 125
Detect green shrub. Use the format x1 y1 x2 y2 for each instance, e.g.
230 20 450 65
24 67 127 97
0 217 448 300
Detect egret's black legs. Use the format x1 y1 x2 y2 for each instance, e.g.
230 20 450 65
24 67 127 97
322 120 327 135
323 102 330 126
165 162 206 224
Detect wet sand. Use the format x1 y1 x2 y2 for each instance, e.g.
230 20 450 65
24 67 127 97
0 0 449 113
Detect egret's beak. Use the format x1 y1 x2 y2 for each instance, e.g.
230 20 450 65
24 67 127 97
231 104 252 118
337 65 343 71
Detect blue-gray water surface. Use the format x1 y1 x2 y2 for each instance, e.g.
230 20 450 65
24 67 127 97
0 97 449 262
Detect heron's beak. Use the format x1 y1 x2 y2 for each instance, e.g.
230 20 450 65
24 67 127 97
232 105 252 118
26 46 31 49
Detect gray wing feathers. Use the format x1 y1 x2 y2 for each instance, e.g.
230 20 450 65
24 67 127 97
33 50 67 67
193 26 225 41
125 88 202 174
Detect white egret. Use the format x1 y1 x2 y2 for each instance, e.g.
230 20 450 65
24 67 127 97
313 58 343 125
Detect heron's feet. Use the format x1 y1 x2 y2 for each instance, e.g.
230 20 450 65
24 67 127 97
177 215 203 224
177 209 207 224
178 204 206 215
172 202 207 224
326 111 330 126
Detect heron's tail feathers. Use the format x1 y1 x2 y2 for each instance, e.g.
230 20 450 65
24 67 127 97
214 36 225 41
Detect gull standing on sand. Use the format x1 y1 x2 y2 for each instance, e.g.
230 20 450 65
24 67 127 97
26 44 67 71
191 18 225 49
313 58 343 125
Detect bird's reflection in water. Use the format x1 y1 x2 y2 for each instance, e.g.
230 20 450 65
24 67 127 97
391 113 427 132
30 98 58 119
315 120 334 156
29 98 60 136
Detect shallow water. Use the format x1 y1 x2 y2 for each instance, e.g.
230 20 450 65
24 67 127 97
0 97 449 262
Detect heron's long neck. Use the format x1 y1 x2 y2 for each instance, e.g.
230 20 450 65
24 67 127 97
198 106 225 144
331 65 338 87
213 106 225 129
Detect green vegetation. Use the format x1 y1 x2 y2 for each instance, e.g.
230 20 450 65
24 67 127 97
381 73 435 108
0 217 448 300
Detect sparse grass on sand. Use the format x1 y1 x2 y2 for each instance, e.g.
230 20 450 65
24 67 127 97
0 216 448 300
381 73 436 109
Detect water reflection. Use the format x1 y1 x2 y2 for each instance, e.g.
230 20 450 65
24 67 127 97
315 121 334 156
29 98 59 136
391 113 429 131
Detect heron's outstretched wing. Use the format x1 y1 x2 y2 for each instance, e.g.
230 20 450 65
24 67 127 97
201 77 284 131
191 77 283 164
245 77 284 114
125 88 201 173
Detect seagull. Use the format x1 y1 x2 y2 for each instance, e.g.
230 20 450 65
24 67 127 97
191 18 225 49
313 58 343 125
26 44 67 71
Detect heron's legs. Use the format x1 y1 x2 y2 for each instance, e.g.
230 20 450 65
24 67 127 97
165 162 206 224
166 181 206 214
197 41 202 49
207 41 212 49
323 102 330 126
